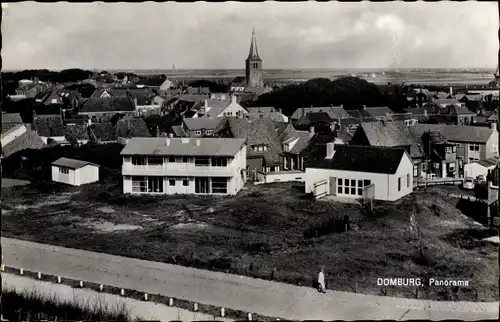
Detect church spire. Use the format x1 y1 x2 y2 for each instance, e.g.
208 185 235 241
247 29 261 60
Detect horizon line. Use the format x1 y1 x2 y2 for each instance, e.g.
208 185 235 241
2 67 497 72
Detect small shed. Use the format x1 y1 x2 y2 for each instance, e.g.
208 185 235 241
464 157 498 179
51 157 100 186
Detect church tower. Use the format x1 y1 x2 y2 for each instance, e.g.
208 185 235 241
245 29 264 88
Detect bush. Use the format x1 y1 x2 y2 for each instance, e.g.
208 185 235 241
2 286 133 321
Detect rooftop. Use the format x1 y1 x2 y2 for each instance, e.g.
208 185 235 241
356 121 424 158
52 157 100 169
291 106 349 120
183 117 224 130
410 124 495 144
120 137 247 157
308 145 407 175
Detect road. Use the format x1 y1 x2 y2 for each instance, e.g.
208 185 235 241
2 237 498 320
2 273 230 322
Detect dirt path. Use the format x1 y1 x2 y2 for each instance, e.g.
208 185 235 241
2 237 498 321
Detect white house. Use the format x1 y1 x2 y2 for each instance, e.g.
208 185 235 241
464 157 499 179
305 144 414 202
202 95 248 118
120 137 247 195
51 157 100 186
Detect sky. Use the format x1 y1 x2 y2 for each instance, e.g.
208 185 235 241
2 1 499 70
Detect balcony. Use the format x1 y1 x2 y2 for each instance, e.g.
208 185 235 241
122 163 237 177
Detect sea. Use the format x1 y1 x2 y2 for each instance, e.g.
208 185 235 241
108 68 497 85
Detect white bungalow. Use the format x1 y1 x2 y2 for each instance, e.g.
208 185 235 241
51 157 100 186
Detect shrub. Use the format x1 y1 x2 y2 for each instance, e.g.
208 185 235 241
2 286 133 321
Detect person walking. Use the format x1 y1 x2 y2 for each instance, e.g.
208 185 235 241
317 268 326 293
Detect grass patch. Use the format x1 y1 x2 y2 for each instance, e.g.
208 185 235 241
1 284 133 321
2 182 499 302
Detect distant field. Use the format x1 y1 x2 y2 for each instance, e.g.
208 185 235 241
2 181 498 301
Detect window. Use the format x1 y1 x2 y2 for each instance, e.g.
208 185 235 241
283 144 289 152
169 179 176 186
195 130 202 136
357 180 363 195
168 156 176 163
445 147 452 154
363 180 371 187
406 174 410 187
452 146 457 153
211 157 227 167
226 112 233 116
59 167 69 174
469 143 480 151
132 156 146 165
132 176 147 193
205 130 213 135
147 156 163 166
283 157 288 170
493 144 498 153
195 156 210 166
469 157 480 163
413 165 418 177
337 178 365 196
182 156 190 163
182 178 189 186
455 143 461 148
211 177 228 194
398 177 402 191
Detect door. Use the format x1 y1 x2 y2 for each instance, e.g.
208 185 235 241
148 176 164 193
195 177 209 194
329 177 337 196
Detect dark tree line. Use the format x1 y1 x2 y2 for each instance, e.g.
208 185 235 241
188 79 228 93
249 77 401 116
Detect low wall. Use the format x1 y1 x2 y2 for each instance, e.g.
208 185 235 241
254 171 305 184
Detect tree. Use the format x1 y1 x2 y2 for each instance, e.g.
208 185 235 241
253 77 388 116
188 79 228 93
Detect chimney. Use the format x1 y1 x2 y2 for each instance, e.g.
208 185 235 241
156 125 160 137
449 87 453 95
309 126 315 136
362 105 367 110
231 95 237 103
166 138 171 146
491 122 497 131
196 139 201 146
325 142 335 159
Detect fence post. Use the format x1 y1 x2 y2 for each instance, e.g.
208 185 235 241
20 268 24 275
220 307 225 317
99 284 104 292
194 303 198 311
248 313 252 321
169 298 174 306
